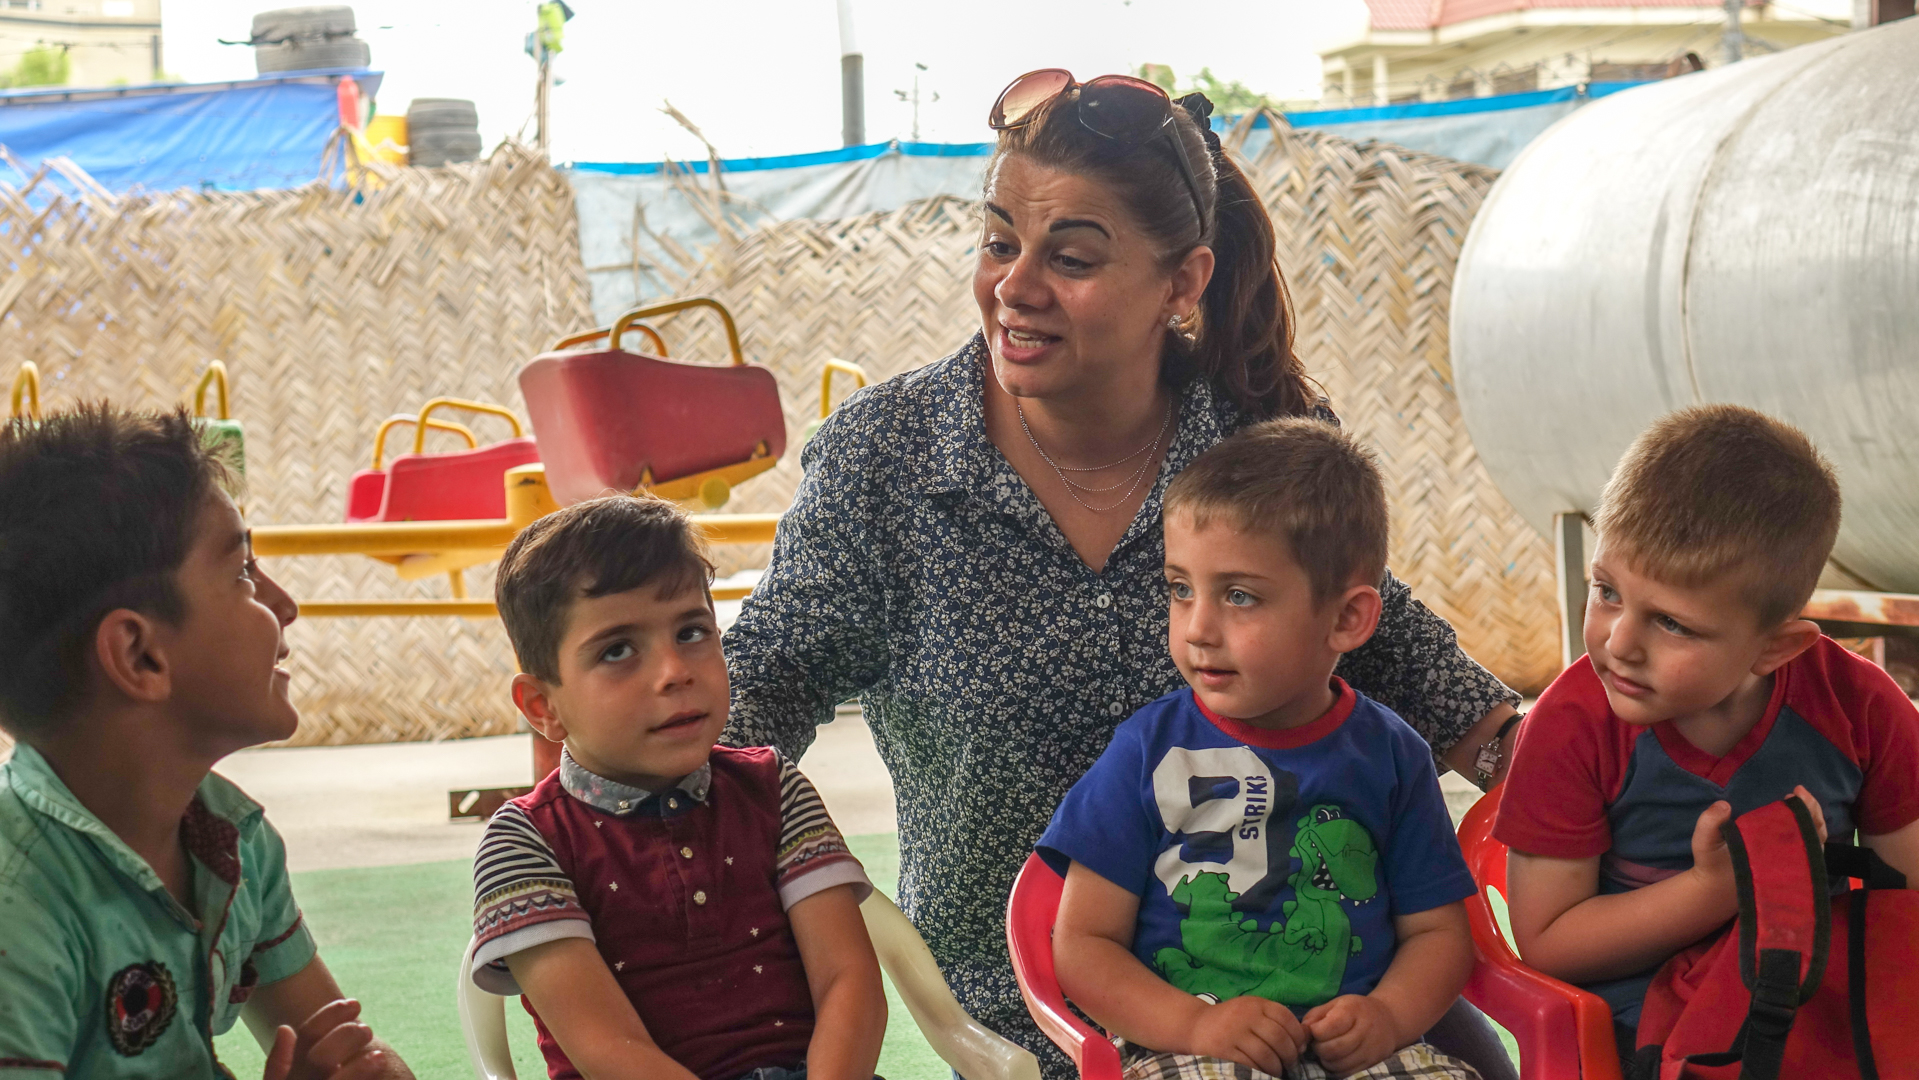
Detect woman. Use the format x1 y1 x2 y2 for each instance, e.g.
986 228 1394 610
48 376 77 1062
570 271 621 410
725 71 1521 1078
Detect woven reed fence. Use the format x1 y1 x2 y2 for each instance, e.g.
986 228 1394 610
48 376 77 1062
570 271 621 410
0 115 1557 755
643 112 1561 694
1 142 591 746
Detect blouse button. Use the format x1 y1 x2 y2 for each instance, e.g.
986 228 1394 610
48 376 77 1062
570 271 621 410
680 847 693 859
668 797 680 809
693 890 708 905
1094 593 1112 609
1108 701 1124 717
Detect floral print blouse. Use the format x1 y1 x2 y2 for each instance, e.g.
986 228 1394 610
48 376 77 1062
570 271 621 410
723 333 1517 1072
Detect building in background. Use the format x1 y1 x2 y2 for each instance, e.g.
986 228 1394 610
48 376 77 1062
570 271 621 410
1319 0 1851 106
0 0 162 88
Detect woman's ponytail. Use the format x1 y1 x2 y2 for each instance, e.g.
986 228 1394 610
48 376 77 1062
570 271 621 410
1185 150 1311 421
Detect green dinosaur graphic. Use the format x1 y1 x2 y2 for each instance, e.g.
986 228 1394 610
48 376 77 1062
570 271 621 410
1154 804 1380 1006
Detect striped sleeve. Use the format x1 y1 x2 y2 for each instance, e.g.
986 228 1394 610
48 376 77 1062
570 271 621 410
470 802 593 994
774 753 870 909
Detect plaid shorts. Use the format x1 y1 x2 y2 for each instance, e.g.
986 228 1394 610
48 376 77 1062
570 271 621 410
1118 1040 1483 1080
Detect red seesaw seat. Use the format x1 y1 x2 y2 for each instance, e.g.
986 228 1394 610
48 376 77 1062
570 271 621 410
1007 789 1624 1080
344 400 540 523
519 297 784 508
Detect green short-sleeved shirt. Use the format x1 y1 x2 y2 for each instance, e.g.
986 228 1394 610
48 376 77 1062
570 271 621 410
0 745 317 1077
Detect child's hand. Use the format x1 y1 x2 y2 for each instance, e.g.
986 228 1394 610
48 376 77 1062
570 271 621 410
261 999 388 1080
1789 785 1829 843
1188 995 1307 1072
1687 799 1736 897
1302 994 1402 1076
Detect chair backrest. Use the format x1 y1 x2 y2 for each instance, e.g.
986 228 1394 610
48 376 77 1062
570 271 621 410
1005 853 1124 1080
1457 788 1624 1080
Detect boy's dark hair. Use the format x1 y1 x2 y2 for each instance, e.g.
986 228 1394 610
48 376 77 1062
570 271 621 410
1594 404 1840 627
495 494 714 683
0 405 233 738
1164 417 1389 604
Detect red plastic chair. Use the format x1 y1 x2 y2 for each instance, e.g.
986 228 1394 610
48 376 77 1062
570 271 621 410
519 297 784 509
1006 789 1625 1080
344 399 539 523
1458 787 1623 1080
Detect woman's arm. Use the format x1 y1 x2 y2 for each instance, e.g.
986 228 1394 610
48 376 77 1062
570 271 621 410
723 407 892 760
1054 862 1307 1071
1334 571 1520 788
788 884 887 1080
505 938 699 1080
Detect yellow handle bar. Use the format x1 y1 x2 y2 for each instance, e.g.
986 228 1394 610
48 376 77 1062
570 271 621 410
612 297 744 367
413 398 525 455
9 361 38 421
551 320 669 357
820 358 868 420
373 414 479 471
193 361 230 420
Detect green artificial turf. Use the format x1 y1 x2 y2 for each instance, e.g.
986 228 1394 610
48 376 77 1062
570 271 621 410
213 833 946 1080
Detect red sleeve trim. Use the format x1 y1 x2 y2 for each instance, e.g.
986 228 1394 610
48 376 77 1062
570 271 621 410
251 913 305 955
0 1059 64 1071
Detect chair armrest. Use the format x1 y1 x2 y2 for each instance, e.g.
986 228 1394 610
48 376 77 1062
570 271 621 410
1463 886 1623 1080
457 935 520 1080
860 890 1041 1080
1006 855 1124 1080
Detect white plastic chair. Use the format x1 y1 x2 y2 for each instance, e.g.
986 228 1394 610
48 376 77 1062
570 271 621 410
457 888 1041 1080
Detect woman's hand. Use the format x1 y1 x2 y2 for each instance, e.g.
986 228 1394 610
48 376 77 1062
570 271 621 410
1189 996 1306 1072
1302 994 1400 1076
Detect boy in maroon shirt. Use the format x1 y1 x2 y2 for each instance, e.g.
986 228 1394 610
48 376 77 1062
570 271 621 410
1495 406 1919 1059
468 495 885 1080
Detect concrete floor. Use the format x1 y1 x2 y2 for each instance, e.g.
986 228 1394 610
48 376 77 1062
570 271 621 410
216 705 899 872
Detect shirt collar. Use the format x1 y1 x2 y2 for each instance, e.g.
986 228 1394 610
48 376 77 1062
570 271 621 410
2 743 262 895
558 747 711 816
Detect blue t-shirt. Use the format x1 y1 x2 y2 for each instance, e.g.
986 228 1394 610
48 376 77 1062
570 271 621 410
1037 679 1475 1014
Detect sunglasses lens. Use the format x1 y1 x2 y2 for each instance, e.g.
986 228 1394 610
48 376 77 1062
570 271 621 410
992 69 1073 129
1078 76 1171 140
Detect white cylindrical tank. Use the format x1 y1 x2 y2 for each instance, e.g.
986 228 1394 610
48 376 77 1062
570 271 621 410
1453 19 1919 593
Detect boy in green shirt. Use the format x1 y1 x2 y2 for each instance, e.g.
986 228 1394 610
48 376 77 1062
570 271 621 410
0 405 415 1080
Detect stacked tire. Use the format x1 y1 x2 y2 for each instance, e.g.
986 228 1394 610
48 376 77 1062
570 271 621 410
252 6 371 74
407 99 483 167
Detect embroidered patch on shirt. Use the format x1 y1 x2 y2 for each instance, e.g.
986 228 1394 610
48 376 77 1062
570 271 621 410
105 961 177 1056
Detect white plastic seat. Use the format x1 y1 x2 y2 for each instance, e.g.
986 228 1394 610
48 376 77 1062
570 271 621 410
457 888 1041 1080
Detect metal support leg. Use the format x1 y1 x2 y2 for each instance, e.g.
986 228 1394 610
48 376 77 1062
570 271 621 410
1554 512 1588 670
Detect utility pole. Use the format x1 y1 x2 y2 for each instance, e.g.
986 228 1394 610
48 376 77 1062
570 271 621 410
527 2 573 152
895 62 937 142
1722 0 1746 63
838 0 863 146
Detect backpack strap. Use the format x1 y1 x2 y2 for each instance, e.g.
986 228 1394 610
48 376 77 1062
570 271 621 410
1718 794 1831 1080
1826 841 1902 1080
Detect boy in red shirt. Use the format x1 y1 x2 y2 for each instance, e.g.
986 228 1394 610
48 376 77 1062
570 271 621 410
1495 405 1919 1060
468 495 885 1080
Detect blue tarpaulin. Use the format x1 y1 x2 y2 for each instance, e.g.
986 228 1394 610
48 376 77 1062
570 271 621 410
567 80 1658 319
0 69 378 194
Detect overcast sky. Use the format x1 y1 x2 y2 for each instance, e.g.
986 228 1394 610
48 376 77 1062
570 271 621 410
162 1 1367 163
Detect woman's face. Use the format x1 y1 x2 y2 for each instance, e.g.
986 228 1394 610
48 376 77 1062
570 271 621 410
973 153 1212 404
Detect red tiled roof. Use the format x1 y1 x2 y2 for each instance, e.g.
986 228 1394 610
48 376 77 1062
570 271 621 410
1366 0 1751 31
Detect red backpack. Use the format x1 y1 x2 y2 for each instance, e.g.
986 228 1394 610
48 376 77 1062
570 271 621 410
1630 795 1918 1080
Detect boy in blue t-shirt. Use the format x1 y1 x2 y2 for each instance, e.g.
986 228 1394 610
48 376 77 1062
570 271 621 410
1039 419 1481 1080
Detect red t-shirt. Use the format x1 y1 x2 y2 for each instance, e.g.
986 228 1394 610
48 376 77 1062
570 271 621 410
1497 637 1919 864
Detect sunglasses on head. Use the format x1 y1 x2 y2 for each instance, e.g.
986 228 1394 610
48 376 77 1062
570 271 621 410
988 68 1210 240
